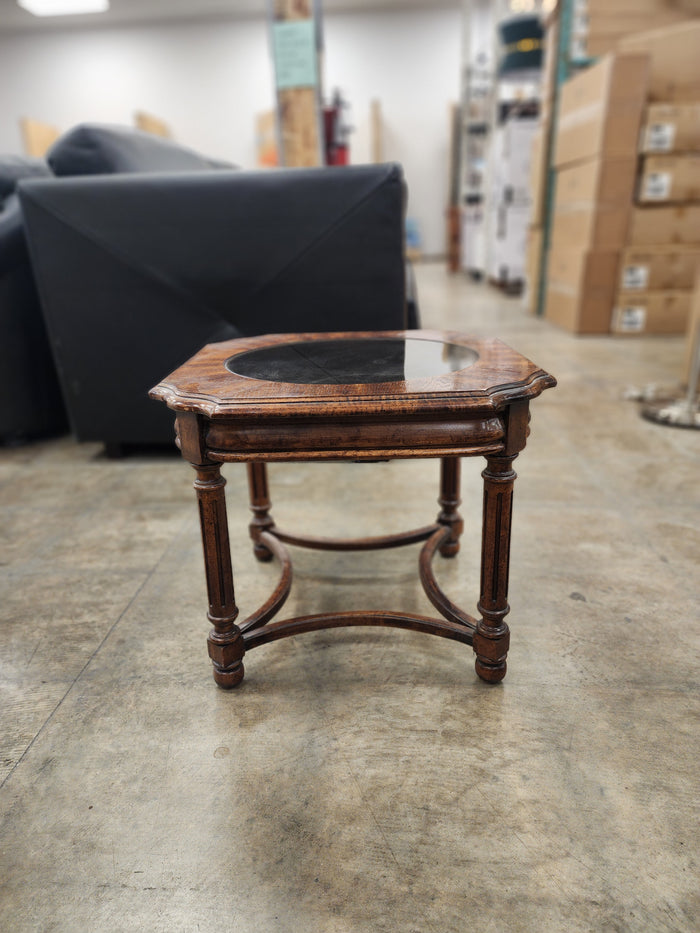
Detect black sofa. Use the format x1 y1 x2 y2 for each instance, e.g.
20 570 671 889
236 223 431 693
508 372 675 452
0 156 66 443
20 156 411 454
1 124 237 446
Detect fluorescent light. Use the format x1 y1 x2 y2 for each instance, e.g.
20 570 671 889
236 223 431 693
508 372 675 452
18 0 109 16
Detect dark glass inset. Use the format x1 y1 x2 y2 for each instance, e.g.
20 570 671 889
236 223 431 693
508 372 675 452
226 337 479 385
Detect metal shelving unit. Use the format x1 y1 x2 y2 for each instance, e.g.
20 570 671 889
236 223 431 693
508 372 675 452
459 0 547 285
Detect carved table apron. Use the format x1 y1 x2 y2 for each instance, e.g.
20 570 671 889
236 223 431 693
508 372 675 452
150 330 556 688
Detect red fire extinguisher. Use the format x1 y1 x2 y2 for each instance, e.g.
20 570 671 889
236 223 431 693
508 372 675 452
324 88 352 165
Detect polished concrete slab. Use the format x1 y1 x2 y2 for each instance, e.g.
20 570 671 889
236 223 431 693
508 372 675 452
1 265 698 932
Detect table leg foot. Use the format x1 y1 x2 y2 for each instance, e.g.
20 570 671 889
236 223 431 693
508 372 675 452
474 660 507 683
473 624 509 683
208 629 245 688
212 663 245 688
253 541 274 563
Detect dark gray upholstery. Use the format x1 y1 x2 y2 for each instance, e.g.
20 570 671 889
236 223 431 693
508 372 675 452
0 165 66 442
20 163 408 449
1 123 236 444
48 123 235 176
0 156 51 205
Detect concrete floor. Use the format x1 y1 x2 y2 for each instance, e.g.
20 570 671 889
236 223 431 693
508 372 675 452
1 265 698 932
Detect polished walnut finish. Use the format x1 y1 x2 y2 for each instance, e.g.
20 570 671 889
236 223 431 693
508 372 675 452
150 330 555 688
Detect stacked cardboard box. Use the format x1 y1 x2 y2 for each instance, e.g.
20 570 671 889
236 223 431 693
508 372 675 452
570 0 690 61
683 271 700 392
544 53 649 333
610 20 700 334
618 19 700 102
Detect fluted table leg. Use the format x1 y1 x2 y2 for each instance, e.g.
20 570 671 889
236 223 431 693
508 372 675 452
437 456 463 557
247 462 275 562
474 454 517 683
193 463 244 688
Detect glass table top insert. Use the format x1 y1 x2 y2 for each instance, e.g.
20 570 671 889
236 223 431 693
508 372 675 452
226 337 479 386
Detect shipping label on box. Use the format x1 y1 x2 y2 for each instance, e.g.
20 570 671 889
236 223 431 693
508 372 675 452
642 122 676 152
641 170 673 200
619 246 700 289
640 103 700 153
613 305 647 332
611 290 692 333
621 264 650 289
638 154 700 203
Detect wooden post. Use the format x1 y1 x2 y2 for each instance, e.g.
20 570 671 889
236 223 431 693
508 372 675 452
19 118 60 157
370 99 383 163
446 103 461 273
268 0 324 167
134 111 171 138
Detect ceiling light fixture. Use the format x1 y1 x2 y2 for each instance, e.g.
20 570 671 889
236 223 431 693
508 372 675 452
17 0 109 16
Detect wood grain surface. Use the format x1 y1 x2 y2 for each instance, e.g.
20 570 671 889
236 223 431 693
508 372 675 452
150 330 557 418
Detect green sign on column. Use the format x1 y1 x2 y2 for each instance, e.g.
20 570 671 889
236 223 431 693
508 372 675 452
272 20 319 89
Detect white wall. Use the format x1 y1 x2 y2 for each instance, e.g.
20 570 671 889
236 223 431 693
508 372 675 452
0 7 461 254
0 19 273 166
324 9 461 254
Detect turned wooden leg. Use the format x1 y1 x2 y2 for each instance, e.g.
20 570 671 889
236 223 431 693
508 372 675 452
474 454 517 684
437 457 463 557
193 463 244 688
246 462 275 562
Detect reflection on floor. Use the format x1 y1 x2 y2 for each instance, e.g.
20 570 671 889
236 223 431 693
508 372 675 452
1 264 698 932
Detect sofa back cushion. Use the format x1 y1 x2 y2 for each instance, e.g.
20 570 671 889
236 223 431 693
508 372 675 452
0 156 50 207
47 123 234 176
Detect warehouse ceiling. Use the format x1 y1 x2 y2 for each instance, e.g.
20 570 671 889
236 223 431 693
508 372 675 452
0 0 460 33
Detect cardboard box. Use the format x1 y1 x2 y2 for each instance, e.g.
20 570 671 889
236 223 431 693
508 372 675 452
573 0 692 24
640 103 700 153
571 0 690 54
524 226 543 314
552 204 632 251
552 157 636 249
638 154 700 202
611 290 692 334
619 246 700 290
682 271 700 389
555 54 649 168
569 1 690 59
569 34 618 59
545 248 619 333
529 123 549 228
628 205 700 244
575 0 695 11
619 21 700 102
555 155 637 207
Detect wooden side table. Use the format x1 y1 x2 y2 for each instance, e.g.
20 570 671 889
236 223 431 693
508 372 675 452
150 330 555 688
